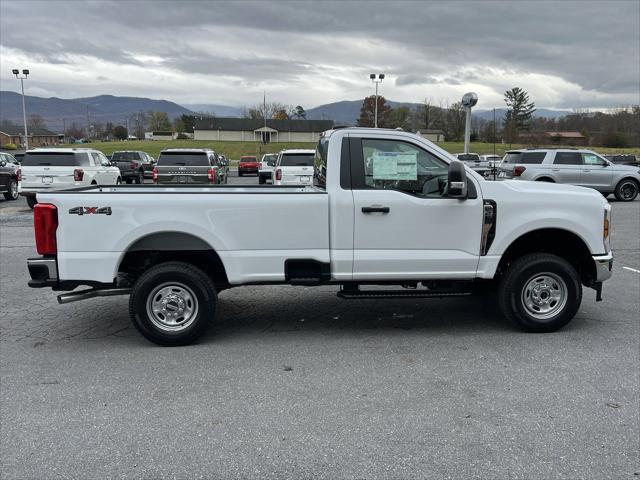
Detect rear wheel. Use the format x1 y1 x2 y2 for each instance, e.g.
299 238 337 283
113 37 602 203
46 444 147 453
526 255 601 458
258 175 266 185
498 253 582 332
26 196 37 209
125 178 133 184
614 178 639 202
116 177 122 185
129 262 217 346
3 179 18 200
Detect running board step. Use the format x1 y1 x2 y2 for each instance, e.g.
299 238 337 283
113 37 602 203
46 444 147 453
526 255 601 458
337 289 472 299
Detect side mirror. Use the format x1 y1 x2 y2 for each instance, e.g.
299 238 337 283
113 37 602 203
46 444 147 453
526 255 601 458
448 160 468 198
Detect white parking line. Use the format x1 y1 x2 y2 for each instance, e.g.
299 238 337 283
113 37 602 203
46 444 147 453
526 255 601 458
622 266 640 274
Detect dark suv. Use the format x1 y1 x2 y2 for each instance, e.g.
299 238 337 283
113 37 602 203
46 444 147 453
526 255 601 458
110 151 155 184
153 149 228 185
0 152 21 201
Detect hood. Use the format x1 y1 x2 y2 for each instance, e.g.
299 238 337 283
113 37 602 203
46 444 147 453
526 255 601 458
481 178 608 206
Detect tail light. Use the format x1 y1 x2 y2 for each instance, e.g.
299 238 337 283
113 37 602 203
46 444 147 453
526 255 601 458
208 168 217 183
152 167 158 183
259 162 264 169
513 166 526 177
16 169 22 181
74 168 84 182
275 169 282 181
34 204 58 255
130 161 139 169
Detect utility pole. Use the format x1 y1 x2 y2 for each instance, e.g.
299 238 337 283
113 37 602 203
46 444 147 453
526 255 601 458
369 73 385 128
12 69 29 150
86 105 90 140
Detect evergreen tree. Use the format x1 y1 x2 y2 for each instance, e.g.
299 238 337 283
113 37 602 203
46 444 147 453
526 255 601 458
504 87 536 142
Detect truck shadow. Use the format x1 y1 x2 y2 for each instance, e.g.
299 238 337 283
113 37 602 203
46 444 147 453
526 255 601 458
204 288 515 343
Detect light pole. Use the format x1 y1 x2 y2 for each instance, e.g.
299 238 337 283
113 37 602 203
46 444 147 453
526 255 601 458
12 69 29 150
461 92 478 154
369 73 385 128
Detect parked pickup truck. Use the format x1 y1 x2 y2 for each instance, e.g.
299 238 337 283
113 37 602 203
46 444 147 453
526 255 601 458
27 127 613 346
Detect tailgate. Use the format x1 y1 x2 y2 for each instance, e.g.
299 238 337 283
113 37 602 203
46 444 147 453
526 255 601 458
21 166 76 190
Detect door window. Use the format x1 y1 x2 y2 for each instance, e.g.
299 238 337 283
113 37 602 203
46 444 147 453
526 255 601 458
359 139 449 198
553 152 583 165
583 153 606 166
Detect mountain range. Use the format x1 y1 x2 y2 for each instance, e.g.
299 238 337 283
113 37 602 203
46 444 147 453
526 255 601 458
0 90 572 132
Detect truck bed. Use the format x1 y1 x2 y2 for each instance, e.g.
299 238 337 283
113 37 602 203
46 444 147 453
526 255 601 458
37 184 329 285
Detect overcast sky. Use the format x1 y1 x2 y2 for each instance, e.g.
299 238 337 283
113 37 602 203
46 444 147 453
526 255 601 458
1 0 638 110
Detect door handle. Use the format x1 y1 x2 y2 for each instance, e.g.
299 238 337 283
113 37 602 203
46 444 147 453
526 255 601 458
583 169 591 173
552 169 560 172
362 206 390 214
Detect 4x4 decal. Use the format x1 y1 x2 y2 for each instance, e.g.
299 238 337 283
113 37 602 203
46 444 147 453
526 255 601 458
68 206 112 216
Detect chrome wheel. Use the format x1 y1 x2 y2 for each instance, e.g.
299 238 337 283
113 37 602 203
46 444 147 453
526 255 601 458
618 181 638 201
521 273 567 320
146 282 199 332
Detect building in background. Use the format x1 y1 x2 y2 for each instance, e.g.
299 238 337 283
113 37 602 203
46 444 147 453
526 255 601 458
416 129 446 142
193 118 334 143
0 124 63 148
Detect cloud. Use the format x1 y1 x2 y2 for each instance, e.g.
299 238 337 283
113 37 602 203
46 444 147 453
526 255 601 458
0 0 638 109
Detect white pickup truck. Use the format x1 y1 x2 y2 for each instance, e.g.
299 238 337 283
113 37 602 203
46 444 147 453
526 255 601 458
27 127 613 346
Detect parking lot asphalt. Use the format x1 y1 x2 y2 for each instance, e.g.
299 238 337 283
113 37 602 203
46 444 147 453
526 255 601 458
1 176 638 479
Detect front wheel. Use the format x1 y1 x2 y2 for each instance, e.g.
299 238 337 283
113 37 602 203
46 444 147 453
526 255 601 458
614 178 639 202
3 179 19 200
129 262 217 346
498 253 582 332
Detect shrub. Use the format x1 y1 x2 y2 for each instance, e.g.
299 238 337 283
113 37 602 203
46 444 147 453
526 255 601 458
2 143 17 150
176 133 189 140
602 132 629 148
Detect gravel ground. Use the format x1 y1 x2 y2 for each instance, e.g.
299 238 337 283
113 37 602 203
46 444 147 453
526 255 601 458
1 177 638 479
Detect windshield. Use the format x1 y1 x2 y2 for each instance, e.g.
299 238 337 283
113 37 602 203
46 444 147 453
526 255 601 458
22 152 87 166
111 152 140 161
280 154 314 166
157 152 209 166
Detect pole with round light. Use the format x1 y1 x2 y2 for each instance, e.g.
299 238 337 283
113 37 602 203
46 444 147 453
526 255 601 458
12 68 30 150
461 92 478 154
369 73 385 128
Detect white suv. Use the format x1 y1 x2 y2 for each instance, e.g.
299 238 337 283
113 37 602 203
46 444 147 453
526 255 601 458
20 148 121 208
272 149 315 185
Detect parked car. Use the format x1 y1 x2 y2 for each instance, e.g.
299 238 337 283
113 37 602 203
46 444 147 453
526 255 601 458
480 154 502 168
273 149 315 185
238 156 260 176
497 148 640 201
258 153 278 184
0 152 21 201
19 148 121 209
454 152 491 176
153 149 227 185
26 126 613 346
110 150 155 183
603 154 639 166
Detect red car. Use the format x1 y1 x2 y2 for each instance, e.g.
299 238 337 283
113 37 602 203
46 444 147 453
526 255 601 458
238 156 260 176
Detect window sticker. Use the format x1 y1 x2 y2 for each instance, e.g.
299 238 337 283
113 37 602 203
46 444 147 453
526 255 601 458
371 152 418 180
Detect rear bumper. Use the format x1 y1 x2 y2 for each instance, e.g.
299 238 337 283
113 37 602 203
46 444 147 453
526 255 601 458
593 252 613 282
27 257 58 288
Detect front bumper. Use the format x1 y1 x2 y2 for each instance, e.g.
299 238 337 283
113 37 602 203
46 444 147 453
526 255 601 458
593 252 613 282
27 257 58 288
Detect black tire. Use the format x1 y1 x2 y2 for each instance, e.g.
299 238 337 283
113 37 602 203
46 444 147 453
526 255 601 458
116 177 122 185
613 178 639 202
258 175 266 185
238 170 243 177
26 195 37 209
498 253 582 333
129 262 217 346
134 170 143 184
125 178 133 184
3 179 18 200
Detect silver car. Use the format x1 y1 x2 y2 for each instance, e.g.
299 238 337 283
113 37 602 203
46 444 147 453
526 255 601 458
497 149 640 201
